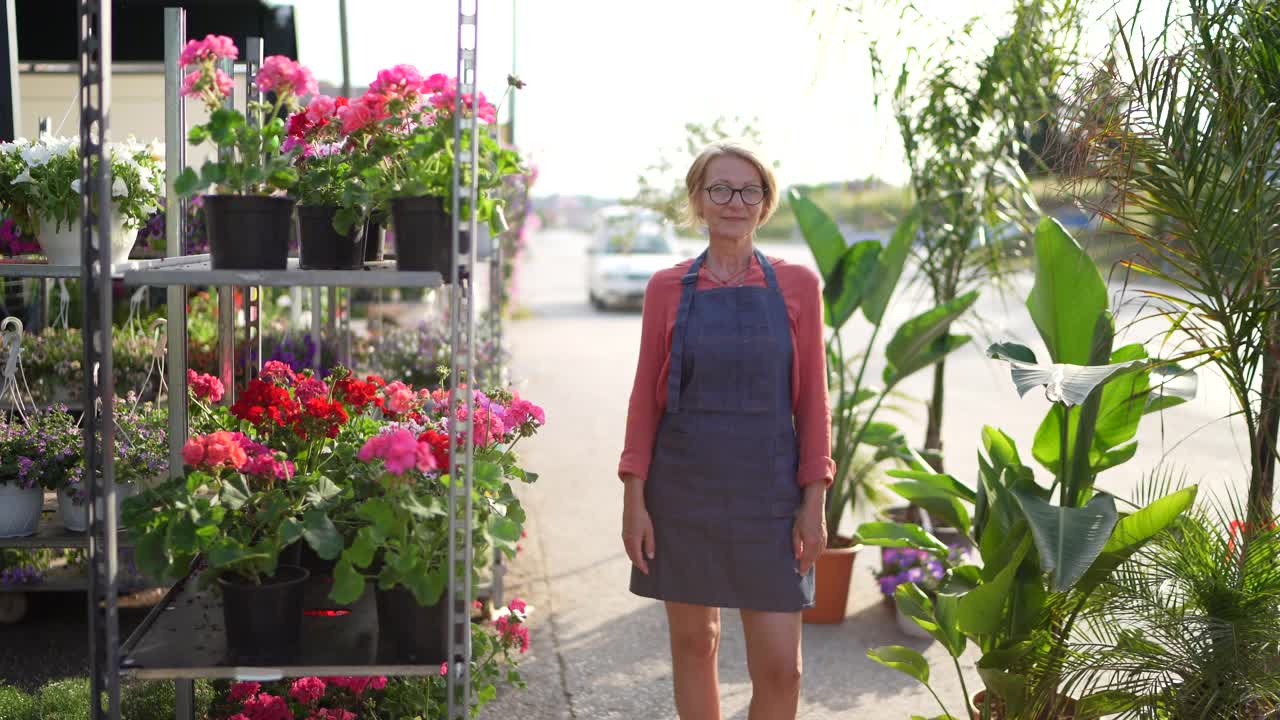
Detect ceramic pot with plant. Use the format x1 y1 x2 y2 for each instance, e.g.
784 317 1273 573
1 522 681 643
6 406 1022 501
0 135 163 266
61 398 168 532
0 407 81 534
173 36 315 270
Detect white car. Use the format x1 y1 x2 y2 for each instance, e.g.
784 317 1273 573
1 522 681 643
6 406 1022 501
586 216 684 310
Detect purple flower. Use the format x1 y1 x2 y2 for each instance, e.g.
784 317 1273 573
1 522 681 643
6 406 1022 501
883 547 901 565
904 567 926 583
928 560 946 579
878 576 900 595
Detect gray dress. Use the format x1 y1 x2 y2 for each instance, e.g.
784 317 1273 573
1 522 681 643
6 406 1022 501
629 249 815 612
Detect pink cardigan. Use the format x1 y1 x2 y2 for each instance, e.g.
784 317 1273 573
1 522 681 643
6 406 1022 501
618 255 835 488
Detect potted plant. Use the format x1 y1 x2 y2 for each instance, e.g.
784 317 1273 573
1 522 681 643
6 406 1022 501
326 381 544 661
788 190 978 624
60 397 167 532
284 94 368 269
0 407 80 537
0 136 163 266
173 35 316 270
340 67 521 274
873 544 967 638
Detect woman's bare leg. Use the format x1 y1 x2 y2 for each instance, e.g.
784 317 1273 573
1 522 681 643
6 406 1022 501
665 601 722 720
739 608 802 720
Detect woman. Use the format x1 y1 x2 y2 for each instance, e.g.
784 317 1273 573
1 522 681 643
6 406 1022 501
618 141 834 720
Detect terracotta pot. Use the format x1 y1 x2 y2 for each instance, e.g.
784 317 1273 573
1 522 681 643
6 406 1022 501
969 690 1078 720
801 538 860 624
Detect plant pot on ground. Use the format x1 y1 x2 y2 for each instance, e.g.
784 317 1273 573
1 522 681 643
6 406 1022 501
801 536 861 624
203 195 296 270
970 690 1078 720
297 205 366 269
218 565 310 663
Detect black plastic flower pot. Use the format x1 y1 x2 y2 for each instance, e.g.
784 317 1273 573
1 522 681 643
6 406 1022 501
217 565 309 663
298 204 366 270
204 195 296 270
298 541 338 580
363 218 385 262
375 586 448 664
390 195 467 276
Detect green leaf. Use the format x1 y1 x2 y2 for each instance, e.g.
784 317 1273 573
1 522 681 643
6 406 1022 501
303 510 344 561
888 481 971 534
976 669 1027 716
885 469 978 503
788 188 845 279
866 645 930 685
174 168 200 196
855 522 950 553
348 527 379 568
278 518 304 546
331 559 365 604
1013 490 1118 592
825 240 880 330
207 109 245 145
987 342 1037 364
958 537 1029 635
306 476 343 505
883 292 979 386
1092 443 1138 473
186 125 209 145
932 592 967 656
220 476 251 510
1026 217 1108 365
134 530 169 580
489 516 522 544
863 205 918 324
1076 486 1197 594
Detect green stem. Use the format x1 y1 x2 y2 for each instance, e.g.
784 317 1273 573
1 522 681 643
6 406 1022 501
952 653 974 719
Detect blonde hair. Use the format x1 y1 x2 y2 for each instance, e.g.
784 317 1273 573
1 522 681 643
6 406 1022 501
681 140 780 229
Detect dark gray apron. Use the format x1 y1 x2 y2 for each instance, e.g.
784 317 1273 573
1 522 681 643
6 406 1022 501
630 249 815 611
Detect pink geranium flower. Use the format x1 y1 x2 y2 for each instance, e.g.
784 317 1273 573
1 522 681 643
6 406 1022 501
369 63 426 102
260 360 297 386
383 381 415 415
305 95 338 124
295 376 328 403
241 692 294 720
179 34 238 66
188 369 225 403
289 676 326 706
337 95 379 134
227 681 260 703
256 55 318 100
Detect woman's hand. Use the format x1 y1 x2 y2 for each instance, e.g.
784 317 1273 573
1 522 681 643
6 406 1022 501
621 474 655 575
793 484 828 574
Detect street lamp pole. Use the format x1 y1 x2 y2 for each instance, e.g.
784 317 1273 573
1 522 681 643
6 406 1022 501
338 0 352 99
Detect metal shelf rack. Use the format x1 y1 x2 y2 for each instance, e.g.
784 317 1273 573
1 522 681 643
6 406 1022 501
0 2 493 718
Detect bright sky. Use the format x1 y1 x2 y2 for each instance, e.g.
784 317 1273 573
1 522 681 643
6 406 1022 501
291 0 1150 199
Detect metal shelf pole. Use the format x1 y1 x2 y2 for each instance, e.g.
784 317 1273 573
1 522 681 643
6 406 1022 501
447 2 480 716
163 7 188 482
78 0 121 716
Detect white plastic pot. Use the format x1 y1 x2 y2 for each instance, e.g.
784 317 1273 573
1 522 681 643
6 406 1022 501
0 484 43 538
38 213 137 267
58 483 135 533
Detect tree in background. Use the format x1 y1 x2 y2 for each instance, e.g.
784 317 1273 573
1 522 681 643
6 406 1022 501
829 0 1087 471
627 115 772 231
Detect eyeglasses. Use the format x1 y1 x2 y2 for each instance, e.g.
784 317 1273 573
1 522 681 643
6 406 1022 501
705 184 765 206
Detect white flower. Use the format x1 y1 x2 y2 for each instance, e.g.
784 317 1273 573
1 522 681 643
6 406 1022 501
71 178 81 193
11 168 32 184
112 176 128 198
21 144 52 167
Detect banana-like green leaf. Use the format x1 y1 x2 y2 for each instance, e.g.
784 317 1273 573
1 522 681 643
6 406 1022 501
958 536 1029 636
855 521 950 554
1012 490 1118 592
976 668 1027 717
932 591 967 656
863 205 919 325
885 469 978 503
788 188 845 279
884 291 979 386
825 240 881 330
1075 486 1198 594
889 481 971 534
1026 217 1108 366
867 645 930 685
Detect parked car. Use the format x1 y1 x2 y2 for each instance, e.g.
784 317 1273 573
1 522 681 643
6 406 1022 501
586 212 683 310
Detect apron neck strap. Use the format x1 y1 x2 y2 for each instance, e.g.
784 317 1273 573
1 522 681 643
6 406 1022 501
667 252 706 413
754 250 779 290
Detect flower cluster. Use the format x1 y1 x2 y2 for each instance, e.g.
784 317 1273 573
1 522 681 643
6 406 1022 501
181 430 293 482
0 405 81 492
217 675 386 720
178 34 238 110
0 217 38 256
0 563 42 586
256 56 318 99
188 369 225 403
875 544 969 596
357 428 438 476
493 596 531 653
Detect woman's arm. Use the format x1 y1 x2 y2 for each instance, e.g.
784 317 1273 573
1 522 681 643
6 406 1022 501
616 275 670 483
791 266 835 488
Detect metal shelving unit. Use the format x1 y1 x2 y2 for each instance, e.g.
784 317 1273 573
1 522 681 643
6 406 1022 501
0 2 490 718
